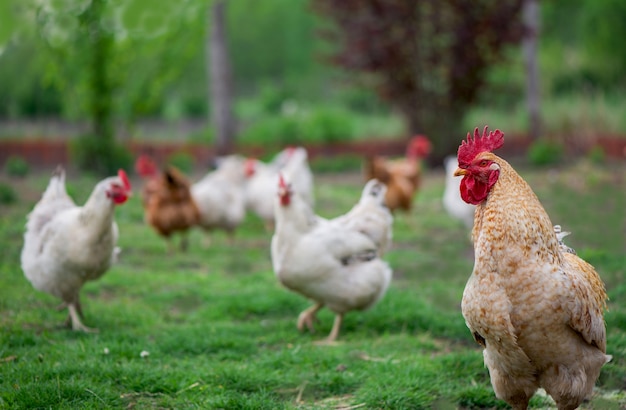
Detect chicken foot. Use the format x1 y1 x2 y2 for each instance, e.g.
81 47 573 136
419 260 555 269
313 314 344 346
67 303 98 333
297 303 323 333
327 314 343 342
57 300 84 318
62 297 97 333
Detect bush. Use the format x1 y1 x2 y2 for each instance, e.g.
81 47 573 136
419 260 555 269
301 107 354 144
587 145 606 164
239 106 355 147
239 115 303 147
310 154 363 174
69 135 133 176
0 182 17 205
167 152 195 174
527 139 564 166
188 127 215 145
3 156 29 177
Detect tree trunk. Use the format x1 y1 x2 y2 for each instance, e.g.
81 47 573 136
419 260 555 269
207 0 235 156
80 0 113 142
523 0 541 140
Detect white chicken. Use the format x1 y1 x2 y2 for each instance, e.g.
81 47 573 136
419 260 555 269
271 175 392 343
280 146 314 207
330 179 393 256
191 155 248 242
245 146 314 230
21 166 131 332
442 155 475 229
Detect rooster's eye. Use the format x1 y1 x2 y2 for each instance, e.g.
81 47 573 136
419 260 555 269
479 160 488 167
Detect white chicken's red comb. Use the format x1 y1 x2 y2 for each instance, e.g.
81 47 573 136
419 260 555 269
118 169 131 191
457 126 504 165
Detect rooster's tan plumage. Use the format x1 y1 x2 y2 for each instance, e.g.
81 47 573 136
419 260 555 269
455 126 610 410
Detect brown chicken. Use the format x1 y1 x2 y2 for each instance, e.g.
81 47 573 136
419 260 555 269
363 135 431 212
454 126 610 410
135 155 200 252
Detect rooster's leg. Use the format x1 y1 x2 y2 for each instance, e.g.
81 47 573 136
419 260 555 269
180 233 189 252
67 303 98 333
202 232 212 248
166 238 176 254
297 303 323 333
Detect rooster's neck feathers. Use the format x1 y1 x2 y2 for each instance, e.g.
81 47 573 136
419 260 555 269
473 156 562 267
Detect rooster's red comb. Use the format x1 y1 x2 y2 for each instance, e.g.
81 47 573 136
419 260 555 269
407 135 432 158
278 173 286 188
457 126 504 165
134 154 158 177
118 169 132 191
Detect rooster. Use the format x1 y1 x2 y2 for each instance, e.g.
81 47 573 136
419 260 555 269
135 155 200 252
271 175 392 343
363 135 431 212
21 166 132 332
454 126 610 409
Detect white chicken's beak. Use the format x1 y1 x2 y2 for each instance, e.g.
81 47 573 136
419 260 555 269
454 168 468 177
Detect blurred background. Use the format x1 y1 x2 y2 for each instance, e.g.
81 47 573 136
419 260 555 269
0 0 624 175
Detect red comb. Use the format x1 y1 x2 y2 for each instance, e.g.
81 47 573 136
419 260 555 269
134 155 158 177
278 173 286 188
457 126 504 165
244 158 256 177
118 169 132 191
407 135 432 158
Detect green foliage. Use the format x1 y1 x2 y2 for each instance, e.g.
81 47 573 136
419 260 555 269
240 115 301 147
587 145 606 164
310 154 363 174
188 127 215 145
240 106 354 147
0 182 17 204
69 134 132 176
167 151 194 174
3 155 29 177
527 140 564 166
302 106 354 143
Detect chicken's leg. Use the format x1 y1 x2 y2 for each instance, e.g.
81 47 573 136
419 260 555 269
313 314 343 346
297 303 323 333
180 232 189 252
327 313 343 342
67 303 98 333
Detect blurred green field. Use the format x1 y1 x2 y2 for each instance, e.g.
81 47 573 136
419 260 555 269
0 158 624 409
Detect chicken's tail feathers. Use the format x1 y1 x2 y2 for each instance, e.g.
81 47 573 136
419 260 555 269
41 165 68 202
362 179 387 201
164 166 191 188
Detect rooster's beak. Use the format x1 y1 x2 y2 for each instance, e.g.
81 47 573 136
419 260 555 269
454 168 468 177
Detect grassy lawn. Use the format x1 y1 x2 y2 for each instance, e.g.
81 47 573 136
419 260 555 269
0 158 624 409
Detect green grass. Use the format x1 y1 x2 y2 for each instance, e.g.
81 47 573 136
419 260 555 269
0 159 625 409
